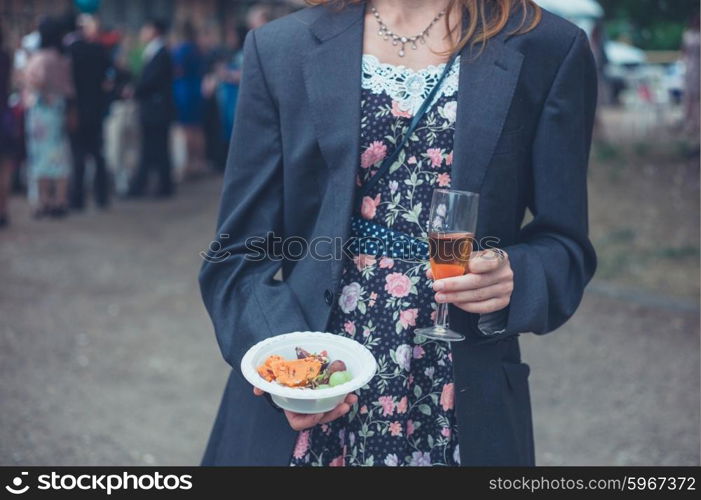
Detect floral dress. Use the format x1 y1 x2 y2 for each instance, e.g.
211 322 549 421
25 96 72 179
24 49 74 180
290 54 462 467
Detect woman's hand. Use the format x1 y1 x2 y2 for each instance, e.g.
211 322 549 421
253 387 358 431
431 249 514 314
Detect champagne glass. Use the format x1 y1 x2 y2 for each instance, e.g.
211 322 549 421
415 188 479 342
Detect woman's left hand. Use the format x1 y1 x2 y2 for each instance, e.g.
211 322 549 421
431 249 514 314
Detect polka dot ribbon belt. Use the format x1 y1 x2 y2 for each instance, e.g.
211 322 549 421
347 215 429 261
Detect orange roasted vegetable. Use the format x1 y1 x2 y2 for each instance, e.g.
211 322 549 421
257 354 323 387
257 354 285 382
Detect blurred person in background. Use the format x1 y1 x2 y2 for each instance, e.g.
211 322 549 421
201 24 244 171
682 14 700 136
246 4 272 31
128 19 175 199
23 17 75 218
0 22 17 228
199 23 225 171
218 26 245 146
14 25 41 207
64 13 112 211
104 34 138 197
172 21 205 178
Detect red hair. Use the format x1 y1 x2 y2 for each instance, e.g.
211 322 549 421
306 0 542 56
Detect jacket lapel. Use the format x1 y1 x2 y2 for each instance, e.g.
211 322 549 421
304 4 365 176
451 38 524 195
304 3 366 283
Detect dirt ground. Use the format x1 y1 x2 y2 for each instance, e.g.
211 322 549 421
589 108 700 300
0 144 699 465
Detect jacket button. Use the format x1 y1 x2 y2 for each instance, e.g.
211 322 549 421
324 289 334 306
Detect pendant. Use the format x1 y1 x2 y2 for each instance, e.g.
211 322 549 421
372 7 447 59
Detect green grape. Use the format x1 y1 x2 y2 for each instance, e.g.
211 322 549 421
329 371 348 387
316 384 331 390
342 371 353 383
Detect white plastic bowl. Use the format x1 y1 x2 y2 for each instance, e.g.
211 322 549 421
240 331 377 414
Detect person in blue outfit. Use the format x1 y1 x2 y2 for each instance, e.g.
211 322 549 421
201 25 244 171
172 21 205 176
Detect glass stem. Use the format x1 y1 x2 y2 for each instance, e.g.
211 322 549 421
435 301 449 329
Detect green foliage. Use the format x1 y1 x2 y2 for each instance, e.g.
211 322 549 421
598 0 699 50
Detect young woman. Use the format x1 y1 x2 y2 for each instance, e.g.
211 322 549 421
24 18 75 218
172 21 206 178
200 0 597 466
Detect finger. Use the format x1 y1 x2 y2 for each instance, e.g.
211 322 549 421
253 387 265 396
436 281 513 304
455 296 511 315
318 393 357 424
284 410 324 431
434 271 501 292
319 402 352 424
433 274 479 292
476 248 507 262
426 268 434 280
469 249 508 274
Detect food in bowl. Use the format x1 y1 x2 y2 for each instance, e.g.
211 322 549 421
256 346 352 389
241 331 377 413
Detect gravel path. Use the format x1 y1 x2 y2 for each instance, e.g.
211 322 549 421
0 176 698 465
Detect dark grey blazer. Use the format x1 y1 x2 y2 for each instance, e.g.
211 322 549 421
199 2 597 466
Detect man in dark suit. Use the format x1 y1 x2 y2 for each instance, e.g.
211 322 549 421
65 13 111 210
129 19 175 198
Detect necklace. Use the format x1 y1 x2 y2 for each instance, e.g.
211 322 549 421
371 5 446 57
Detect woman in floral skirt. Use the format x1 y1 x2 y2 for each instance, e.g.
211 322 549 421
200 0 597 466
24 18 74 217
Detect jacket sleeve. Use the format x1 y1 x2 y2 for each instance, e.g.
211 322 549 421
475 28 598 339
198 30 311 376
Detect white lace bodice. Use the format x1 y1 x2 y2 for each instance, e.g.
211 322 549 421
361 53 460 115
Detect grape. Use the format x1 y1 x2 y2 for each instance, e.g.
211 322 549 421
327 360 347 375
342 371 353 383
316 384 331 390
329 371 348 387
